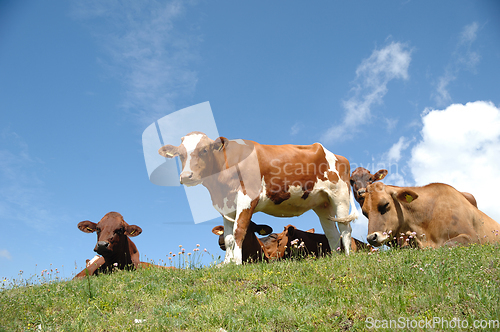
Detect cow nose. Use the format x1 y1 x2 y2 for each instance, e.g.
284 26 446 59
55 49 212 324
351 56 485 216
94 241 109 252
367 233 378 246
180 171 193 183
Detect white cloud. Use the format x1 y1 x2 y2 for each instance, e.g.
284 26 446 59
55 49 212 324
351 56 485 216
0 249 12 260
322 41 412 143
384 136 412 163
433 22 481 106
72 0 199 126
410 101 500 221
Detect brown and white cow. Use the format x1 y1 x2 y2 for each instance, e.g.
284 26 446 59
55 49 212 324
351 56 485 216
159 132 357 264
211 222 273 262
361 182 500 248
350 167 388 207
74 212 169 279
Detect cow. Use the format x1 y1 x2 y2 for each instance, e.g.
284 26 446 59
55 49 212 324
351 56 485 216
159 132 358 264
74 212 169 279
272 225 369 258
351 167 478 209
350 167 388 207
361 182 500 248
211 221 273 262
213 223 369 261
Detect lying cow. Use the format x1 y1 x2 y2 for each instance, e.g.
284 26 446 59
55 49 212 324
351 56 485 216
159 131 358 264
272 225 369 258
212 221 273 262
74 212 169 279
361 182 500 248
351 167 478 208
213 223 369 261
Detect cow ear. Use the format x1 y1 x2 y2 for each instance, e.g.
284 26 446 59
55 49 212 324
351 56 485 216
372 169 388 182
212 226 224 235
395 190 419 204
212 137 228 152
254 224 273 236
306 228 315 233
158 145 180 158
78 220 97 233
125 225 142 237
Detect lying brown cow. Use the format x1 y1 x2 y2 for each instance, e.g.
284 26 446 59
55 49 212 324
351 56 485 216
211 221 273 262
362 182 499 248
74 212 169 279
213 223 368 261
351 167 478 208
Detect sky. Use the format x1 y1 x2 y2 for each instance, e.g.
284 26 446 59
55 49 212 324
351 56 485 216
1 0 500 283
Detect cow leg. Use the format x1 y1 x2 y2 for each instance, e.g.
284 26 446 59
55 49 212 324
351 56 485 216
222 216 236 264
327 192 354 255
231 194 258 265
444 234 473 247
314 207 341 253
338 222 353 255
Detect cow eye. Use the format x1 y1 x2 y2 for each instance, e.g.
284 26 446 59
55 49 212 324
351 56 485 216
96 227 101 233
378 202 390 214
115 228 124 235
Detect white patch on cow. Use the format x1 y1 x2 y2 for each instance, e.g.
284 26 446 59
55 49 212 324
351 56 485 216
181 133 204 175
86 255 100 267
321 144 340 179
232 139 246 145
214 197 236 216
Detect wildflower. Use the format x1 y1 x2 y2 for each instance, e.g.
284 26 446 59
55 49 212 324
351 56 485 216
113 263 118 267
188 253 192 256
181 248 185 253
204 249 207 252
179 245 182 248
178 252 182 255
173 254 176 257
291 239 299 246
196 244 200 247
336 247 341 251
169 252 172 255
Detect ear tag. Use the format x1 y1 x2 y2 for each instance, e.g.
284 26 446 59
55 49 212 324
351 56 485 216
405 194 413 203
217 230 223 235
217 144 223 152
86 227 93 232
130 230 135 235
379 174 384 179
259 229 267 235
165 152 173 157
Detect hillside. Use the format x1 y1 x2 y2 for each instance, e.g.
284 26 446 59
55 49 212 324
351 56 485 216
1 244 499 331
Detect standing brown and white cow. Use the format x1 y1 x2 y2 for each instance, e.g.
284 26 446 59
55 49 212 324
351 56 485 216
159 131 357 264
361 182 500 248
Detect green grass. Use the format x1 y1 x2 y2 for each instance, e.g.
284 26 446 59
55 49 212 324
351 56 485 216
1 244 499 331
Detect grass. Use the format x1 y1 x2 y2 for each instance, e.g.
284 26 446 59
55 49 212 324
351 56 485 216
1 244 499 331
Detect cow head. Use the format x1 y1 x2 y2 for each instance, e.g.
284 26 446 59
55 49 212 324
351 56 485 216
362 182 418 247
350 167 388 207
77 212 142 257
158 132 228 186
211 222 273 252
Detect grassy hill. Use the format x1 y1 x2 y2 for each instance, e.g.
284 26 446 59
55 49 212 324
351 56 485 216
1 244 499 331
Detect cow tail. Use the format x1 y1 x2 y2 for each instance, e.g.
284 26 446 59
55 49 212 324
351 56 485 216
329 190 358 223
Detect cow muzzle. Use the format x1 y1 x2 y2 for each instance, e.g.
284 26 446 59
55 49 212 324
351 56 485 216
180 171 202 186
94 241 110 254
366 232 389 247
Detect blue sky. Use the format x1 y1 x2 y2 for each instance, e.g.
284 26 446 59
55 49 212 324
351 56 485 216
1 0 500 282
